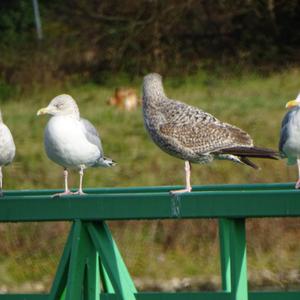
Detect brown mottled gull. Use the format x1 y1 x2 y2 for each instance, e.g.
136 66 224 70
142 73 278 194
0 110 15 196
37 94 116 197
279 92 300 189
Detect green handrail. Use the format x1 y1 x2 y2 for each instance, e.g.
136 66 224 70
0 182 299 300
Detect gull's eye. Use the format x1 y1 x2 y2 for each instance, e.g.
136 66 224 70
55 103 63 109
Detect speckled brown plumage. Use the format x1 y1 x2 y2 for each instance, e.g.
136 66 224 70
142 73 277 170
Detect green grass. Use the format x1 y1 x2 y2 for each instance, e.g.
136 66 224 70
1 68 298 191
1 68 300 291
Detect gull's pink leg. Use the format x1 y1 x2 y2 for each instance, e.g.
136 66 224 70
52 168 74 197
295 159 300 189
170 161 192 195
73 166 86 195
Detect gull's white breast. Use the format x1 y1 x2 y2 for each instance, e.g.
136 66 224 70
0 123 15 166
44 116 100 168
283 110 300 160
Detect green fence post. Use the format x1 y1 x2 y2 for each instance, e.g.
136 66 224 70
87 221 137 300
63 220 101 300
219 218 231 292
85 244 100 300
229 218 248 300
65 220 86 300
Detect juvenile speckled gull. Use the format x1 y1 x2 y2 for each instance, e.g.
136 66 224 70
0 110 15 196
37 94 116 196
142 73 278 194
279 92 300 189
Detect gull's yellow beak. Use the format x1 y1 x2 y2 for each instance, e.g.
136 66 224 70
37 107 49 116
285 99 298 109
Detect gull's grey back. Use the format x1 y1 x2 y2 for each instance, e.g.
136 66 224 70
279 109 294 155
80 118 103 154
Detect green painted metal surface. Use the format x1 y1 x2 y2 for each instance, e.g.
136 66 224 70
49 224 73 300
2 182 295 197
87 223 136 296
0 183 300 300
1 182 300 222
229 219 248 300
219 219 231 292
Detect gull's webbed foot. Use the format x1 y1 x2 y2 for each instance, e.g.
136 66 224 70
169 187 192 195
52 190 74 198
73 190 87 196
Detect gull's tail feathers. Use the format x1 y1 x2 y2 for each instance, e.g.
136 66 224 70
95 156 117 168
239 157 259 169
215 146 279 160
214 146 279 170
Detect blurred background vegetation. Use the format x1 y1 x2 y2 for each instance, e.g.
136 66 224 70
1 0 300 293
1 0 300 92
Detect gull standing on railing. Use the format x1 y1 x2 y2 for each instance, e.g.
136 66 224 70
0 110 15 196
142 73 278 194
37 94 116 197
279 92 300 189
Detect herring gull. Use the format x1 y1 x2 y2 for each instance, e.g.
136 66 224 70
279 92 300 188
142 73 278 194
0 110 15 196
37 94 116 196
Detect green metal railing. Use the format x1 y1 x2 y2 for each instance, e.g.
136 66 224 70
0 182 300 300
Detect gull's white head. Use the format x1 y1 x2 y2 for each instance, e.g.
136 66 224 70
37 94 80 118
285 92 300 109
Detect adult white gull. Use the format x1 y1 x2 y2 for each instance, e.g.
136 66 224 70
279 92 300 188
0 110 15 196
37 94 116 196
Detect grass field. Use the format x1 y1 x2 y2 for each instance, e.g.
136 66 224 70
1 68 300 291
2 68 299 190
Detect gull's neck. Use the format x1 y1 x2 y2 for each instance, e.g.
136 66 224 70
142 80 168 107
70 110 80 120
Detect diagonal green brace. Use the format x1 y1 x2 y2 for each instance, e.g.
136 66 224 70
49 220 136 300
49 220 100 300
100 257 115 293
49 223 74 300
85 239 100 300
64 220 87 300
87 222 137 300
